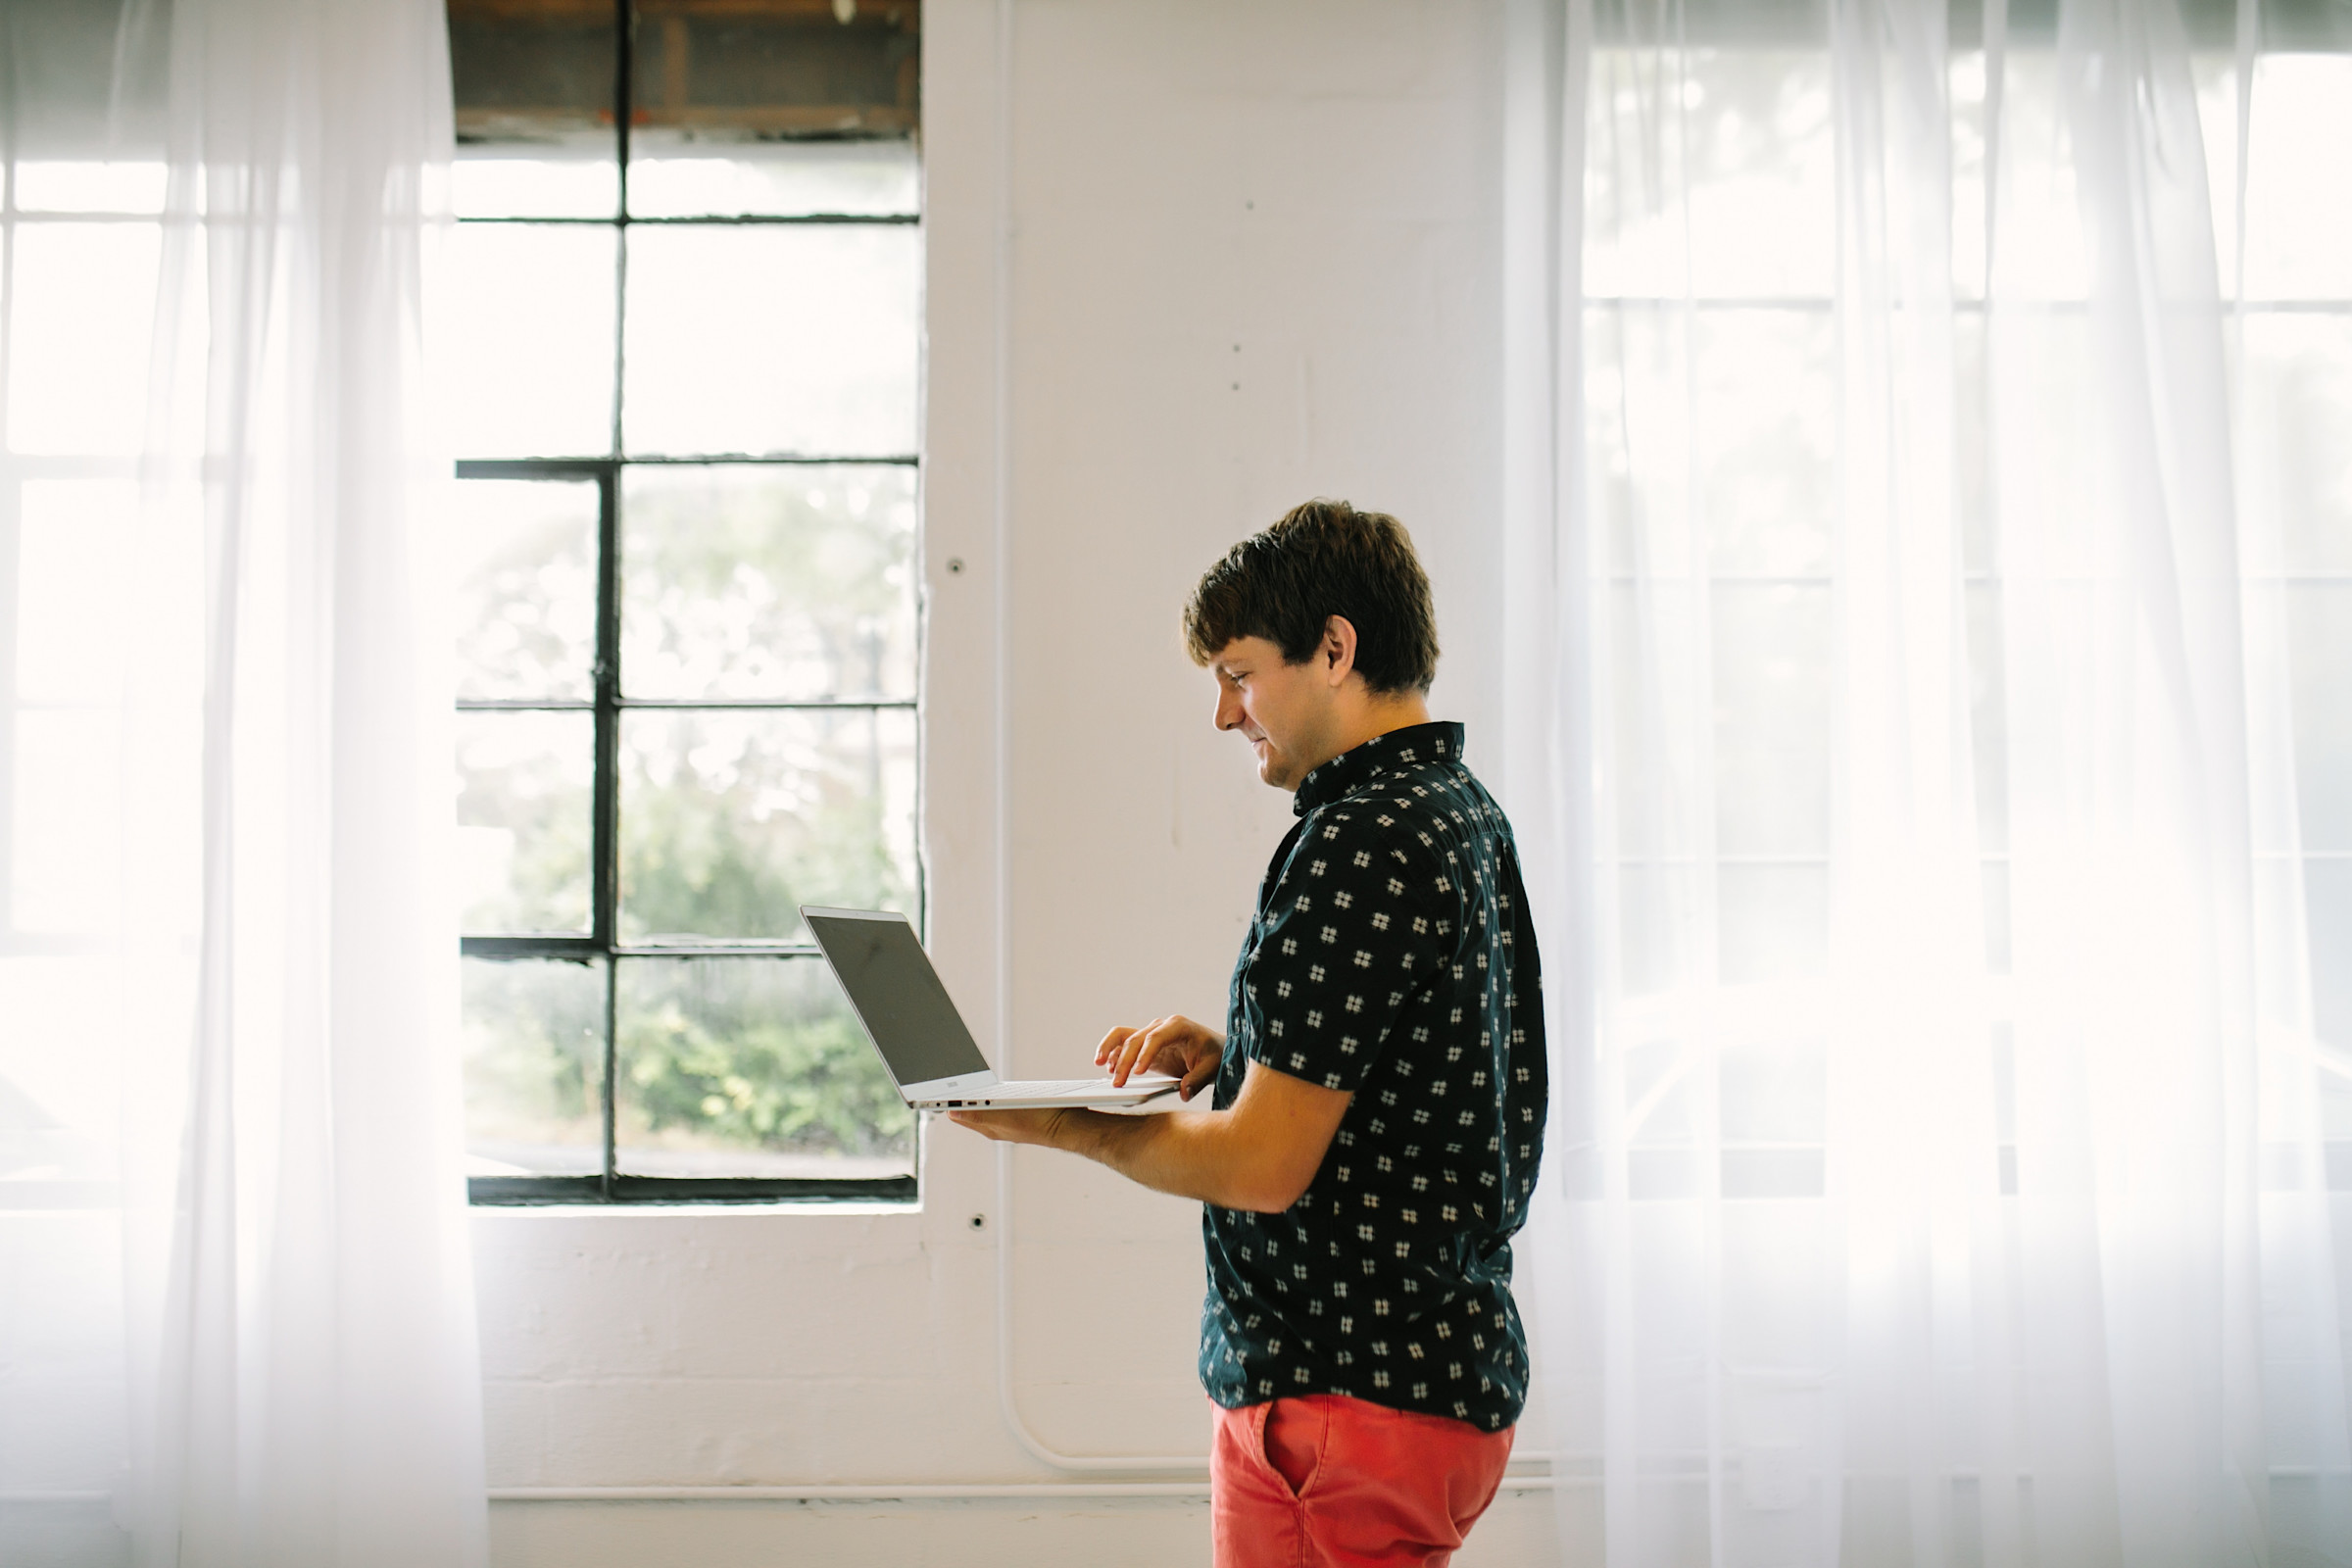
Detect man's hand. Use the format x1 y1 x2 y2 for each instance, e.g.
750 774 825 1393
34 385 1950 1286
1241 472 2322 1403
946 1105 1082 1148
1095 1014 1224 1100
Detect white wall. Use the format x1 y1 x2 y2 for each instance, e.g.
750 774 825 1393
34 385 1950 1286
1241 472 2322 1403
478 4 1545 1561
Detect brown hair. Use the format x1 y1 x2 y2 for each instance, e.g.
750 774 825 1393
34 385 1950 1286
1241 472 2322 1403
1182 500 1440 695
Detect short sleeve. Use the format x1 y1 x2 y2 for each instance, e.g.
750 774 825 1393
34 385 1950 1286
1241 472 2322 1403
1237 804 1450 1095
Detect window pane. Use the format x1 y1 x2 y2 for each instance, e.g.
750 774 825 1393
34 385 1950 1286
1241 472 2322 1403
1698 309 1834 576
1714 583 1831 859
618 707 916 943
622 224 918 458
13 161 167 215
15 481 136 705
7 222 159 457
2243 314 2352 575
457 710 595 935
2313 860 2352 1058
614 955 913 1178
628 138 918 219
0 956 160 1183
11 710 122 937
462 956 605 1177
2243 56 2352 301
454 140 619 220
621 464 916 702
454 477 601 701
1586 49 1834 300
1720 863 1829 986
2288 583 2352 856
447 223 616 459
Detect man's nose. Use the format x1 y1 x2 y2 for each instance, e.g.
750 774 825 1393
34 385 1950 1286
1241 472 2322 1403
1214 686 1242 730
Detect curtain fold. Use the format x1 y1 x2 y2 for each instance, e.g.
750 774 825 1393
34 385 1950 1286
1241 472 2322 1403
0 2 484 1564
1507 0 2352 1562
132 2 485 1562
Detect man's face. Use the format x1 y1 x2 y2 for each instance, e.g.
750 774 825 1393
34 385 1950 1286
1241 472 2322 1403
1208 635 1340 792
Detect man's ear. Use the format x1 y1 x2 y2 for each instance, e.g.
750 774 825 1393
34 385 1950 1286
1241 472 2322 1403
1320 615 1359 688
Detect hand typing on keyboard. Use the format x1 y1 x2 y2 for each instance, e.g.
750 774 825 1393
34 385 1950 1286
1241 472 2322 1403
1094 1014 1226 1101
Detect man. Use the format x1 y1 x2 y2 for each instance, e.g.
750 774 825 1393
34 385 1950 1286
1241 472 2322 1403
951 500 1546 1568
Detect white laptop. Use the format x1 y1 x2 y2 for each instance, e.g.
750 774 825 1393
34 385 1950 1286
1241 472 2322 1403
803 906 1180 1110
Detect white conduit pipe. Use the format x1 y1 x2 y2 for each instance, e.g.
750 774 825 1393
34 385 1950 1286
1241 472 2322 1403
978 0 1204 1479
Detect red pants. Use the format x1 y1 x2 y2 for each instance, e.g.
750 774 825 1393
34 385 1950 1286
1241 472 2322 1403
1208 1395 1515 1568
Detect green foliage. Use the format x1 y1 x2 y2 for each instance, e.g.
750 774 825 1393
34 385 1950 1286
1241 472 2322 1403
621 466 916 700
617 713 914 941
461 957 604 1149
622 997 911 1155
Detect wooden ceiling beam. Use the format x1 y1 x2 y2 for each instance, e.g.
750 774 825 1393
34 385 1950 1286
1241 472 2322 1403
449 0 916 25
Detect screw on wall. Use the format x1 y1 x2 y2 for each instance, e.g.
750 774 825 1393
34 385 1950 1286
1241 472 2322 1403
968 1213 988 1232
946 558 965 574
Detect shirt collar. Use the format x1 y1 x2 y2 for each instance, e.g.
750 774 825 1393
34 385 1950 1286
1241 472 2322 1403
1293 720 1464 815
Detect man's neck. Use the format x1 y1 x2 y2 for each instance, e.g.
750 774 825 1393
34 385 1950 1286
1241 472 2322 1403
1299 693 1434 784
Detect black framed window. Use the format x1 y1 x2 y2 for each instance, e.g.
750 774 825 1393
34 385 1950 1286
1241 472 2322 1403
447 0 923 1204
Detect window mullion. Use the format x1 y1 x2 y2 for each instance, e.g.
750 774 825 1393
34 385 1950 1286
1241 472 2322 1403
593 462 623 1197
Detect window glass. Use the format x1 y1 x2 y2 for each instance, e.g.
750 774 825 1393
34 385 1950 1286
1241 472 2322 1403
462 956 607 1177
453 478 602 703
622 223 919 458
2242 314 2352 574
2243 55 2352 301
454 142 620 220
613 955 913 1179
6 223 159 456
447 223 617 459
1694 310 1834 576
628 136 919 219
621 464 917 702
13 480 136 704
12 161 167 215
2287 584 2352 855
617 707 918 943
10 709 123 936
456 710 596 936
1585 50 1835 300
1712 583 1831 860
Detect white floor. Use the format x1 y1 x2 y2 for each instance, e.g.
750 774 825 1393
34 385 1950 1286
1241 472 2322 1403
488 1485 1578 1567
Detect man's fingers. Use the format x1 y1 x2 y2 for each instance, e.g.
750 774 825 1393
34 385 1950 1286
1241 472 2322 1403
1120 1018 1181 1086
1098 1015 1219 1089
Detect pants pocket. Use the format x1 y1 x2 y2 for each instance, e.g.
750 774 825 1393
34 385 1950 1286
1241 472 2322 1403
1261 1398 1323 1498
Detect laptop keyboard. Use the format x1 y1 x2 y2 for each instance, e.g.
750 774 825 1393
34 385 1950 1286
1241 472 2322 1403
981 1077 1170 1101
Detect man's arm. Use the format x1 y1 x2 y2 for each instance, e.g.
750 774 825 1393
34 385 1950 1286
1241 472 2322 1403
948 1058 1351 1213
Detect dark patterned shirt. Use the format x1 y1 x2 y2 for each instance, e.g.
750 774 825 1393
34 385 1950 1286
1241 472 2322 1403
1198 721 1546 1432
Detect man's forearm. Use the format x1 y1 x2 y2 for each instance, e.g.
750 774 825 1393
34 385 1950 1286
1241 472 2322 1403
953 1059 1351 1212
1054 1106 1277 1210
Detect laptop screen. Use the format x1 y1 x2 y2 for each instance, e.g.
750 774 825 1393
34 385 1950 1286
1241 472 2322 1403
806 910 993 1088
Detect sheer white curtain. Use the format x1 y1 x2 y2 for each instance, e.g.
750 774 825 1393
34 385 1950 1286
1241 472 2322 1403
1505 0 2352 1563
0 1 483 1564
